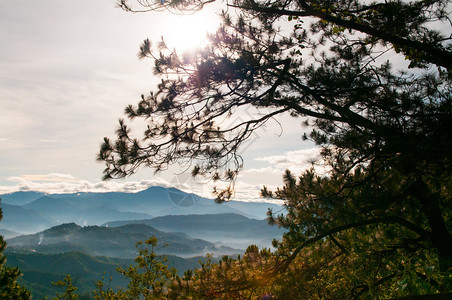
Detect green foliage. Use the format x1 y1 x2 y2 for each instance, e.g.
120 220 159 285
5 251 134 299
53 274 79 300
94 237 177 299
48 233 452 298
264 169 452 298
100 0 451 201
98 0 452 298
0 205 31 299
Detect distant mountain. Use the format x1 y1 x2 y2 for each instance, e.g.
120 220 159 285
0 186 284 236
0 228 21 239
0 191 46 206
226 200 286 219
1 203 57 234
47 186 255 218
0 196 153 234
23 196 80 215
1 186 283 220
22 195 153 226
7 222 240 258
46 186 201 216
4 251 201 299
104 213 285 249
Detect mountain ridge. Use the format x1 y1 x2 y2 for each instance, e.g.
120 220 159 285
1 186 282 219
103 213 284 249
6 222 241 258
1 186 283 236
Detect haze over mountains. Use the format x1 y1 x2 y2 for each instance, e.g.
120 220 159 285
7 222 239 258
1 186 283 236
1 186 285 297
104 213 284 249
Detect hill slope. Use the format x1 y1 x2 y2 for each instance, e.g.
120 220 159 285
5 251 201 299
7 222 240 258
1 186 282 219
104 213 285 248
1 203 56 234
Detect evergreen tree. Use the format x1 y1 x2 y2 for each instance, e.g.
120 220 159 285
94 237 177 299
0 204 31 299
99 0 452 297
52 274 79 300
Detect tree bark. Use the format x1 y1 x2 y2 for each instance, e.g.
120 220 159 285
413 179 452 272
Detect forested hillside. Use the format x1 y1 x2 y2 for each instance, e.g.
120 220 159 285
7 222 239 258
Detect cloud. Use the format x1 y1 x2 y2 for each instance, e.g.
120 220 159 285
241 167 282 175
203 179 283 204
18 173 77 182
250 147 329 176
255 148 321 166
37 139 58 143
0 173 282 204
233 180 283 204
1 174 170 195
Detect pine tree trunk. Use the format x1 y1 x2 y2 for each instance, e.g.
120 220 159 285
415 180 452 272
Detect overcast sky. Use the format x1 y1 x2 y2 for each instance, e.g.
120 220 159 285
0 0 319 201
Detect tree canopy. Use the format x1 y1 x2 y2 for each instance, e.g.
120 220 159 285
0 206 31 299
100 0 451 192
99 0 452 297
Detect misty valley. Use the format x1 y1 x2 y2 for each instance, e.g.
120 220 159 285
0 187 284 298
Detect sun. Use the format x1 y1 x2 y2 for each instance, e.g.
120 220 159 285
159 11 219 54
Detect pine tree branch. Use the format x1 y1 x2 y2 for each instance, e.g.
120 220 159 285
279 216 431 272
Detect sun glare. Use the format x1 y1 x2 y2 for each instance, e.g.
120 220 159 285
160 12 219 54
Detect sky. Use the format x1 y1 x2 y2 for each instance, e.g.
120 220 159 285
0 0 320 201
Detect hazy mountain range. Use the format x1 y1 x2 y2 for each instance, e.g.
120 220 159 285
0 187 283 236
104 213 285 249
7 222 239 258
1 186 285 298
